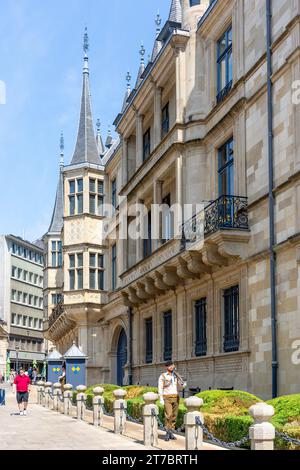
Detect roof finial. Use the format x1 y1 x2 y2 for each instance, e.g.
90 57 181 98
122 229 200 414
96 118 101 133
126 71 131 92
155 10 162 37
83 27 89 56
139 42 145 65
83 27 89 74
60 131 64 167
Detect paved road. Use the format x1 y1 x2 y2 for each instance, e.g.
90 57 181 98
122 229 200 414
0 385 151 451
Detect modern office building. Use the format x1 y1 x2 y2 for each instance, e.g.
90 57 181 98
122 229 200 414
0 235 45 373
44 0 300 399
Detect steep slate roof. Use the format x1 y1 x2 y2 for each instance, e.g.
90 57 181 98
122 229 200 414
169 0 182 23
70 47 100 166
48 168 64 233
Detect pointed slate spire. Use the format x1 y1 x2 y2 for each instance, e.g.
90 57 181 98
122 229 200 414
169 0 182 23
96 119 105 157
70 28 100 166
135 42 146 88
151 11 163 62
48 134 65 233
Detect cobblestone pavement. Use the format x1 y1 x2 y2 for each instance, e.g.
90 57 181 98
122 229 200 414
0 385 151 451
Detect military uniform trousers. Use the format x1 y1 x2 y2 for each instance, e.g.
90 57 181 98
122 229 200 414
164 394 180 430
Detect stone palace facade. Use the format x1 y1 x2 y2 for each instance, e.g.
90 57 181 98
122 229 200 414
44 0 300 399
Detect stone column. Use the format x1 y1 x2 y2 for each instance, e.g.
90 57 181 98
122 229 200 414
76 385 87 421
154 86 162 147
53 383 61 412
113 389 127 435
143 392 159 447
249 403 275 451
175 46 186 124
44 382 52 408
175 154 183 238
184 397 204 451
63 384 73 416
122 137 128 186
93 387 105 427
37 381 45 406
136 113 144 170
153 180 163 250
136 198 145 263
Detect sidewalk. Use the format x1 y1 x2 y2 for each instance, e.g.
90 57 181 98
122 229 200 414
0 386 151 451
0 385 221 451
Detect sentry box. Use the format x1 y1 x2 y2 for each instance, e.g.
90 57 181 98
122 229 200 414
46 349 63 384
63 342 88 388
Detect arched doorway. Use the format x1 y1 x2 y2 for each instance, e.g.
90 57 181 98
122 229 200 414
117 329 127 386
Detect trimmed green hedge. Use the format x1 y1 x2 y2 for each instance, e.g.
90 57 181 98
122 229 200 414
71 385 300 450
267 394 300 450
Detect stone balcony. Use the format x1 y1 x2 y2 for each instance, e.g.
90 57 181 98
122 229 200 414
44 302 76 343
121 195 250 306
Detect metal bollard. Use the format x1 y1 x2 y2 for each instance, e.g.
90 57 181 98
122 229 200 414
249 403 275 450
53 383 61 412
184 397 204 450
113 389 127 435
36 381 45 405
92 387 105 427
76 385 87 420
44 382 53 408
63 384 73 416
143 392 159 447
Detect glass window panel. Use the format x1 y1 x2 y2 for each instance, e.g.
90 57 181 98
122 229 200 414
77 194 83 214
69 196 75 216
69 180 75 194
77 269 83 290
89 254 96 267
69 255 75 268
77 179 83 193
98 181 104 194
89 269 96 289
90 195 96 214
69 270 75 290
77 253 83 267
89 179 96 193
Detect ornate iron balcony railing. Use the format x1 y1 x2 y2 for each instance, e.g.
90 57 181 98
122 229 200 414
182 195 249 246
216 80 233 104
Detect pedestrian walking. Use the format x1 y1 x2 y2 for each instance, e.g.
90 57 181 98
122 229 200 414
158 361 187 441
13 368 31 416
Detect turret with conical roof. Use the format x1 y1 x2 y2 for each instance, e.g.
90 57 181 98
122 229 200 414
70 28 100 166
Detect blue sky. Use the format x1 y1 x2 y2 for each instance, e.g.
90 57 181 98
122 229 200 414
0 0 170 242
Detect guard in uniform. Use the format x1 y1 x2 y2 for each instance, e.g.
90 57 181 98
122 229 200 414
158 361 187 440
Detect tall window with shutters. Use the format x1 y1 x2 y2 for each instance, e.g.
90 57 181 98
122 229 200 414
195 298 207 357
145 318 153 364
223 285 240 352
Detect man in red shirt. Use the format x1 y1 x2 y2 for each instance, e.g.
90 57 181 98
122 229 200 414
13 368 31 416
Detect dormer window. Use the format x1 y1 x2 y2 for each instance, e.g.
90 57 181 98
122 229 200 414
190 0 200 6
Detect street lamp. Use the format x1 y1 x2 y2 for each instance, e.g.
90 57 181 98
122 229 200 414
15 346 20 373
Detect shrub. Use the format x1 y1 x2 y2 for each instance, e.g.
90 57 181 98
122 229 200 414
267 394 300 450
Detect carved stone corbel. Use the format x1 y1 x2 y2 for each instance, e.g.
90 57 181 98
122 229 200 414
202 243 228 267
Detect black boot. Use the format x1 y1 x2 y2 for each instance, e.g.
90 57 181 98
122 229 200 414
169 431 177 440
164 430 170 441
